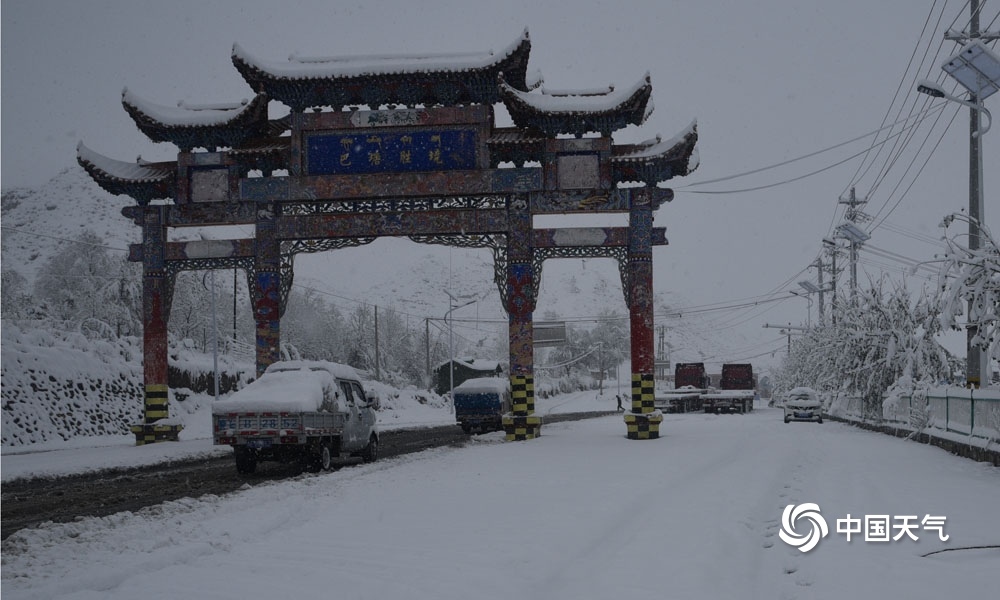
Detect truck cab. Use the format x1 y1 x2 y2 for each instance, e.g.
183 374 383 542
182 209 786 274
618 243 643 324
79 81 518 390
453 377 511 434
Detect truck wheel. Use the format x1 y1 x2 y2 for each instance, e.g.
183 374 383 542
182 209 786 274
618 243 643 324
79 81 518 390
461 424 472 434
234 447 256 475
362 434 378 463
303 445 325 473
319 443 333 471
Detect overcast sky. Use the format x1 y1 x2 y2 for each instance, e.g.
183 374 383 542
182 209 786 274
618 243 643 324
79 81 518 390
2 0 997 362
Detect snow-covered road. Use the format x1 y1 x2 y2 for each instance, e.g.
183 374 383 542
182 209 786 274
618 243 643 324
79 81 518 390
3 408 997 599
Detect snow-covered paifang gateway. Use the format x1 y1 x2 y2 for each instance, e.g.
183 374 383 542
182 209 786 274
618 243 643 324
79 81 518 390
78 30 698 444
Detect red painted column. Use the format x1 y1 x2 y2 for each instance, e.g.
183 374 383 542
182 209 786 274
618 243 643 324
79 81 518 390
254 202 281 377
625 189 661 439
503 195 541 440
134 206 181 444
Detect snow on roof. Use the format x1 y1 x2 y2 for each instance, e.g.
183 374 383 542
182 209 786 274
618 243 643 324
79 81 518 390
122 87 260 127
454 377 510 395
76 142 173 182
540 84 615 97
433 357 503 371
500 72 650 114
232 29 529 80
614 119 698 160
212 368 334 414
264 359 362 382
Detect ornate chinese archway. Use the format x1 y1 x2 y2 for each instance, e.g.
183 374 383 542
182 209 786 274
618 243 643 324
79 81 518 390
79 30 698 444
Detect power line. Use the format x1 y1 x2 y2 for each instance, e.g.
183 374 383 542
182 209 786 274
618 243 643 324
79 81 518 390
678 108 943 196
868 103 962 231
986 8 1000 31
677 106 944 194
844 0 946 195
0 225 130 253
877 220 948 248
865 3 952 196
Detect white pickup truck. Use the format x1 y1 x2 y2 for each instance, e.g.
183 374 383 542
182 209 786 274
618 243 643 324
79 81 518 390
212 360 379 474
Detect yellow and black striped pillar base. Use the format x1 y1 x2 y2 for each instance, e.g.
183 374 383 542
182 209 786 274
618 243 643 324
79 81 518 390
130 423 183 445
504 375 541 440
502 413 543 441
510 374 535 415
144 384 169 423
625 373 662 439
131 384 183 445
623 412 663 439
631 373 655 413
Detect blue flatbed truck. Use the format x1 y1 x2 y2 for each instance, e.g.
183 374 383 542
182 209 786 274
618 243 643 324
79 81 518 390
453 377 511 434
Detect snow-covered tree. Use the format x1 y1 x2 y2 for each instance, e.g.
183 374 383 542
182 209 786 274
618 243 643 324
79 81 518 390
775 276 950 420
169 271 216 347
933 212 1000 362
1 269 33 318
32 231 140 335
281 287 346 362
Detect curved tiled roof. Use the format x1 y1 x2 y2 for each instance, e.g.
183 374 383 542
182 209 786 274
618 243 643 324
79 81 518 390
499 73 653 137
612 121 699 185
122 89 270 151
76 142 176 205
232 30 532 111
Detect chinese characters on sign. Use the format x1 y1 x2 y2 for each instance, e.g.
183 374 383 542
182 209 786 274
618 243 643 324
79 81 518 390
306 129 477 175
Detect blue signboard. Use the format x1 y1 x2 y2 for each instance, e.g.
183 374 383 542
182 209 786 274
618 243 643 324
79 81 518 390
306 129 477 175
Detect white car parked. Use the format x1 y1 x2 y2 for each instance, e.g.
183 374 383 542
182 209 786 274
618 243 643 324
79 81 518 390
783 387 823 424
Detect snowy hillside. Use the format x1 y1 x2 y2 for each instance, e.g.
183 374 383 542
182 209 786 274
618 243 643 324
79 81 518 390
1 168 139 286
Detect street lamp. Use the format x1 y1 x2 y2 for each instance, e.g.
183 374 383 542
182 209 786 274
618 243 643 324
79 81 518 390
916 80 992 136
443 290 476 402
916 38 1000 387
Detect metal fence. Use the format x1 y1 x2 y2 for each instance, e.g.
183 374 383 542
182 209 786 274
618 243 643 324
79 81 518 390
880 387 1000 443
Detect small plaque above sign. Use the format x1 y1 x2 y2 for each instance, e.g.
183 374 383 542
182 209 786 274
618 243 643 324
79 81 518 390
557 154 600 190
190 168 229 203
349 109 425 128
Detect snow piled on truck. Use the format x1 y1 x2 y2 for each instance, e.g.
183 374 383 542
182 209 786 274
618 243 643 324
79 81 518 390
212 369 335 414
453 377 510 395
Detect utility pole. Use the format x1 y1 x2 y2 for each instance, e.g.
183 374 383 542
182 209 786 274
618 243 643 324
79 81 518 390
425 317 431 379
823 239 841 324
374 305 380 381
838 187 868 303
943 0 998 387
812 257 826 325
763 323 809 354
656 325 666 378
233 268 238 345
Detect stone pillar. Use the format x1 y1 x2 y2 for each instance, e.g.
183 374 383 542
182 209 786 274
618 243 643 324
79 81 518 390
624 189 662 439
132 206 182 445
254 202 281 377
502 195 541 440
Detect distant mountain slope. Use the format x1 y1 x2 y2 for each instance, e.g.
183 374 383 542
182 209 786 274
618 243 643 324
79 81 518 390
2 168 139 285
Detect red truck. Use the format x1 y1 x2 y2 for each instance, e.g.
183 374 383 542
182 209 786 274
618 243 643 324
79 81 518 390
702 363 755 414
655 363 709 413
